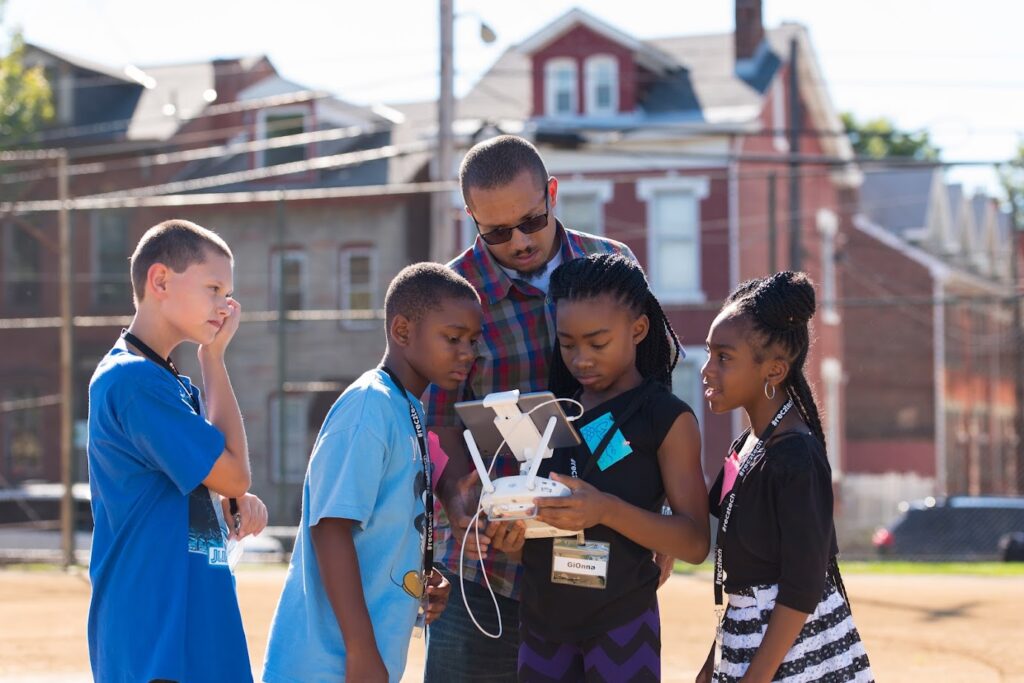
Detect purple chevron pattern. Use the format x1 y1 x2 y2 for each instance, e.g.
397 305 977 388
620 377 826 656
518 602 661 682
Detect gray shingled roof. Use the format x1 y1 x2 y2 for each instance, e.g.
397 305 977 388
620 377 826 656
859 167 937 235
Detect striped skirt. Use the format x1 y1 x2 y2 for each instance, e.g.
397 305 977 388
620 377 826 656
714 582 874 683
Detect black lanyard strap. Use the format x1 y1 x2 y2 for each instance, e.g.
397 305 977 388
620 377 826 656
379 366 434 577
713 398 794 607
121 329 199 414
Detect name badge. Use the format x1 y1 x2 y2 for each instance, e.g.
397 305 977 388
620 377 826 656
551 538 610 589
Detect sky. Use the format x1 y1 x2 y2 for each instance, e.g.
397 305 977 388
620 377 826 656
4 0 1023 195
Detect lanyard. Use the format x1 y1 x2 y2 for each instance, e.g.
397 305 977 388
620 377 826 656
121 329 200 414
379 366 434 577
713 398 794 607
120 329 240 527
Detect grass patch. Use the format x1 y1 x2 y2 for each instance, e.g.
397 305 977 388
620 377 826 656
671 559 1024 577
837 561 1024 577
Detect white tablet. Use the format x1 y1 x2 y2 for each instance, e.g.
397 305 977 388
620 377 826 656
454 391 581 460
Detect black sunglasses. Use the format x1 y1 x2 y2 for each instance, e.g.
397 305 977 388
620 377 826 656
473 191 549 246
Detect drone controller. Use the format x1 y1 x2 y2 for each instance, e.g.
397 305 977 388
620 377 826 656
458 390 579 539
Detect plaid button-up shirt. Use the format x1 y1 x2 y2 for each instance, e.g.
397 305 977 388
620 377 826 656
425 222 636 599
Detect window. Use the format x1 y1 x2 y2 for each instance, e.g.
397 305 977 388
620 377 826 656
6 387 44 481
269 393 311 484
339 247 378 330
92 211 131 307
817 209 840 325
270 249 306 315
585 55 618 116
6 221 42 308
259 109 308 167
545 58 578 117
559 194 603 235
772 78 788 152
557 179 614 236
821 357 843 481
638 177 709 302
672 345 706 445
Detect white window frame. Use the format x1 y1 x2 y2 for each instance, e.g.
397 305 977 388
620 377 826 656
672 344 707 447
270 248 308 315
269 393 311 484
817 208 840 325
256 106 309 168
821 357 843 482
585 54 619 116
637 176 709 304
545 58 578 118
556 178 614 236
772 78 789 152
339 246 379 331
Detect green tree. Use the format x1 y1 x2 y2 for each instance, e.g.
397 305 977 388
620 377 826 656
841 112 940 161
1001 139 1024 232
0 1 54 146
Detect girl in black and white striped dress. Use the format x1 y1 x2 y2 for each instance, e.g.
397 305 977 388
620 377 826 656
698 272 873 683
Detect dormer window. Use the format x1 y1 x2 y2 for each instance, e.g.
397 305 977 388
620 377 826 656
585 55 618 115
545 58 578 117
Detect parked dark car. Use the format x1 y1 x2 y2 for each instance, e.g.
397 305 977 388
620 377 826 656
872 496 1024 560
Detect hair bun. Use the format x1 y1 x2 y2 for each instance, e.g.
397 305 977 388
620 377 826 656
752 271 816 331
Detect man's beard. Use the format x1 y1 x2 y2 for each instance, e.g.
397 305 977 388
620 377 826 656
512 247 550 280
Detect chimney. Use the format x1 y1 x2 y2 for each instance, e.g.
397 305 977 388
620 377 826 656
735 0 765 62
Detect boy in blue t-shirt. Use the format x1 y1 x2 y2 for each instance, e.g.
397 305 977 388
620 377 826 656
87 218 268 683
262 263 482 683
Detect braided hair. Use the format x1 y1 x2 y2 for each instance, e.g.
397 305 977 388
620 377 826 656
724 271 853 603
547 253 682 398
724 271 825 453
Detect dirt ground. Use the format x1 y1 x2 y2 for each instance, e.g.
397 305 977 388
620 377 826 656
1 567 1022 682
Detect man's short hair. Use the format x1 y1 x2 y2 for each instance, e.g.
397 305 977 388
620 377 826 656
130 219 232 304
458 135 548 208
384 262 479 324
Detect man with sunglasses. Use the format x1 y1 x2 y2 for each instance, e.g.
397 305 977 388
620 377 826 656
423 135 637 682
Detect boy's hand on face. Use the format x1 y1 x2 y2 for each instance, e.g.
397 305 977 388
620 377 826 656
221 492 268 541
533 473 609 531
345 648 388 683
423 568 451 624
200 297 241 359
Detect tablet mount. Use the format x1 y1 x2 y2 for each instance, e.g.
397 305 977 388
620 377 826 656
462 389 575 539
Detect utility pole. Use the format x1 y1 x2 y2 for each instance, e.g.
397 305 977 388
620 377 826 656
787 37 802 271
1009 187 1024 495
431 0 456 264
275 195 288 518
768 172 778 273
58 149 75 568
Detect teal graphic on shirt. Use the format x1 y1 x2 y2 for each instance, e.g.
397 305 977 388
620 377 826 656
579 412 633 471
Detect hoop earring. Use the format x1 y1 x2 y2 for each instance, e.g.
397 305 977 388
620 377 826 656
764 382 776 400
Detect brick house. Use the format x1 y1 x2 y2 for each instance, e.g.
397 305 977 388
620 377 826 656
394 2 858 488
1 46 429 522
841 166 1018 539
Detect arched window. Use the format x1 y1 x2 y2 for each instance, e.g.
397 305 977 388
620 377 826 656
545 58 578 117
585 55 618 116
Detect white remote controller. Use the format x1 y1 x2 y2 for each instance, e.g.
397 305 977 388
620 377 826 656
481 474 576 539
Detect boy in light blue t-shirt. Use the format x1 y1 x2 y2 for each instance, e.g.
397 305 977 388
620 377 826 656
262 263 482 683
87 219 268 683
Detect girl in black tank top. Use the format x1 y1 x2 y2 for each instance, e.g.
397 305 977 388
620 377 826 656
517 254 710 683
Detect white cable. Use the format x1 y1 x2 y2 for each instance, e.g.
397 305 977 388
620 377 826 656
457 396 585 638
458 506 503 639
